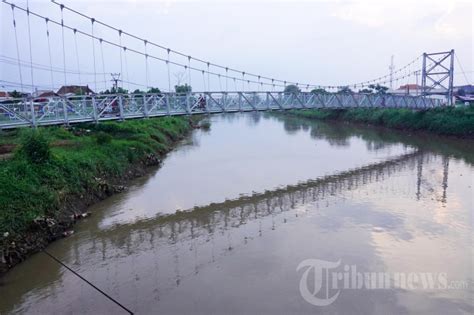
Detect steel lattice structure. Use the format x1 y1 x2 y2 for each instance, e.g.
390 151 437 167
421 50 455 105
0 92 442 129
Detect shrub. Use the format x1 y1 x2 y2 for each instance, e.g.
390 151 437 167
17 130 51 164
95 131 113 145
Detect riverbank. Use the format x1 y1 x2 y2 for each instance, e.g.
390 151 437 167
0 116 201 275
284 106 474 137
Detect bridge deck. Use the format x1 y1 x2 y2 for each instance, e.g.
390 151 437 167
0 92 442 128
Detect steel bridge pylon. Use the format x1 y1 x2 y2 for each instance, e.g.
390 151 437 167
421 50 455 105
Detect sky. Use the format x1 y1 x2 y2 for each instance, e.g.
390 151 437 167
0 0 473 93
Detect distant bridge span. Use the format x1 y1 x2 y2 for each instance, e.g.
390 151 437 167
0 92 442 129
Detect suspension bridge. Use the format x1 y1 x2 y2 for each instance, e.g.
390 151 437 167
0 1 464 129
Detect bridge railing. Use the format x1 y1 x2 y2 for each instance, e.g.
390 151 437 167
0 92 443 128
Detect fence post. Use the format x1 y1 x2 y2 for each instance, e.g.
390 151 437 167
62 96 69 126
91 95 98 123
118 94 124 120
238 92 242 112
29 98 37 128
186 92 191 114
143 94 148 117
166 94 171 115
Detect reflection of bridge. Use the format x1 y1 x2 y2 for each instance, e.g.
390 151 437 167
0 92 442 128
72 150 449 304
95 150 432 243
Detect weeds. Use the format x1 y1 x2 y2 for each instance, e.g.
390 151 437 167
286 106 474 137
0 117 193 236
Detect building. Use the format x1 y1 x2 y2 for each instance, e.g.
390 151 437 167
454 85 474 96
0 91 11 101
37 91 58 98
454 85 474 104
389 84 423 96
56 85 94 96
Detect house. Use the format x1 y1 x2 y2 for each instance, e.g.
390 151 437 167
56 85 94 96
0 91 11 101
389 84 423 96
454 85 474 96
37 91 58 98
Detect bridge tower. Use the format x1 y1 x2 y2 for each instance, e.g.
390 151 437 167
421 50 455 105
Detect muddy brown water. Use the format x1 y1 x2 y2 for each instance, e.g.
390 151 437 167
1 113 473 314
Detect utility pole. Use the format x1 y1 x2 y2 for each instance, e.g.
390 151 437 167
110 73 121 93
389 55 395 90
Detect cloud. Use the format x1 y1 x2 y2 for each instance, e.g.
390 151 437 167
330 0 472 39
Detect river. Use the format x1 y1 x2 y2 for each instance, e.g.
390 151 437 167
1 113 473 314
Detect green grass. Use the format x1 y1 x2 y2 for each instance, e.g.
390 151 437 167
0 117 193 236
286 105 474 137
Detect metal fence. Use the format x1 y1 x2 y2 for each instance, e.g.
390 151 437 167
0 92 443 128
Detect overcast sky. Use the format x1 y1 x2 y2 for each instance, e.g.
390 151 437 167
1 0 472 92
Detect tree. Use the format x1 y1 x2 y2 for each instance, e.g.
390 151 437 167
111 87 128 94
175 84 192 94
368 84 389 95
358 88 373 94
147 87 161 94
284 84 301 94
132 89 145 94
9 90 22 98
310 88 329 95
337 86 353 94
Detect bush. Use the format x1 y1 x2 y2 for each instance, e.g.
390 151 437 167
17 130 51 164
286 107 474 137
95 131 113 145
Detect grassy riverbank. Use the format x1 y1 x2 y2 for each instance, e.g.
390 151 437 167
0 117 197 273
285 106 474 137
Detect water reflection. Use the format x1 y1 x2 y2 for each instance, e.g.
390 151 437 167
0 113 472 315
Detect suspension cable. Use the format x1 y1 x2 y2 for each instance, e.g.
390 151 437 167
0 1 324 90
0 55 108 76
45 18 55 90
201 70 206 92
144 40 149 90
73 29 82 86
90 18 97 93
225 68 228 92
60 4 67 86
188 56 192 88
100 39 107 91
50 0 426 90
118 30 123 89
124 47 130 91
26 0 35 93
455 53 471 84
10 4 24 92
207 63 210 91
167 49 171 92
